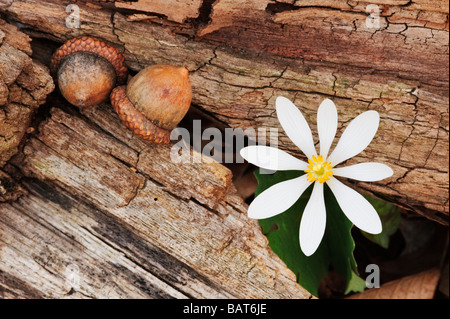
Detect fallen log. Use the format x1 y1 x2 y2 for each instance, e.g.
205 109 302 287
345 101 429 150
0 17 54 200
1 102 311 298
0 0 448 299
1 0 447 223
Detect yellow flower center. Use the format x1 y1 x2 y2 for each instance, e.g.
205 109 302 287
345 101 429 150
305 155 334 183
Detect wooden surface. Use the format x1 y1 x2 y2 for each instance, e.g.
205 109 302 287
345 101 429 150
0 0 448 299
0 12 312 298
1 102 311 299
0 18 53 199
1 0 447 224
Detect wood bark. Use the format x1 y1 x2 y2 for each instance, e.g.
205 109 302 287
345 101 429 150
1 0 447 224
0 11 312 299
1 101 311 298
0 17 54 200
0 0 448 299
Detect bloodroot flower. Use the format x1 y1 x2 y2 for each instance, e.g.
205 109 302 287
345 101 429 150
240 97 393 256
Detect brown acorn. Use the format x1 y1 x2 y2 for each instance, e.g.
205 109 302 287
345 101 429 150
110 64 192 144
50 36 128 107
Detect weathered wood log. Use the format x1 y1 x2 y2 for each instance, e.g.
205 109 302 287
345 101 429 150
1 0 447 224
0 6 313 298
1 101 311 299
0 18 54 200
0 0 448 299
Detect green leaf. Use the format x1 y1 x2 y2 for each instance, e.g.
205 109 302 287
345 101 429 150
256 170 329 296
323 183 363 293
254 169 364 297
360 195 402 249
344 270 366 294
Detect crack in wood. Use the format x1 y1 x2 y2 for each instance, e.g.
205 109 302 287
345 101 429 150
0 0 448 298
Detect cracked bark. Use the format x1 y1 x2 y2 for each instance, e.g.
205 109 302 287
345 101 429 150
0 0 448 298
2 102 311 299
0 18 54 200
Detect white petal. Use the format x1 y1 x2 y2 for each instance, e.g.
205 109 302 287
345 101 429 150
299 182 326 256
327 177 382 234
276 96 317 159
333 162 393 182
240 145 308 171
248 174 311 219
327 111 380 166
317 99 338 159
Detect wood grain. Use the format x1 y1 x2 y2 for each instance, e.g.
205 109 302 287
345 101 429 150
1 0 446 223
0 0 448 299
1 104 311 298
0 18 54 200
115 0 204 24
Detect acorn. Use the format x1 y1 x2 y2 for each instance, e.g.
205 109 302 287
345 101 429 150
110 64 192 144
50 36 128 107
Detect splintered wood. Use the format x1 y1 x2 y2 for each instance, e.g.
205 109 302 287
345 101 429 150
1 104 311 298
0 0 448 299
0 18 54 201
0 0 447 223
115 0 204 24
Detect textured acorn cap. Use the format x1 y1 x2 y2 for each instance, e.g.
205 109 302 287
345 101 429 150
57 52 116 107
50 36 128 85
110 86 171 144
126 65 192 131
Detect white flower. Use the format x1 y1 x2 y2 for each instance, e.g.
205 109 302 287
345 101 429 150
240 97 393 256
